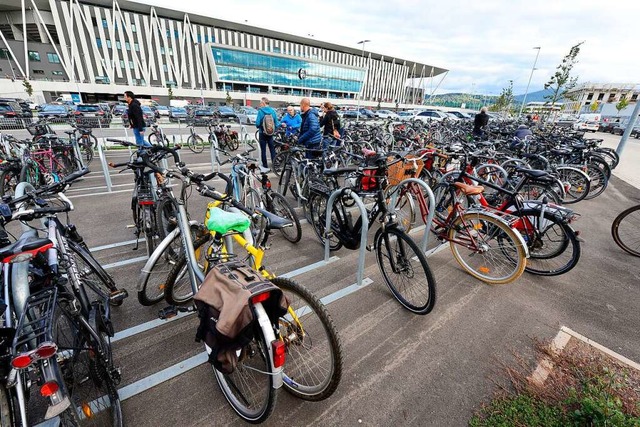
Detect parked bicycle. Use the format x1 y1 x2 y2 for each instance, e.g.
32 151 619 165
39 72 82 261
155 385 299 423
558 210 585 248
611 204 640 257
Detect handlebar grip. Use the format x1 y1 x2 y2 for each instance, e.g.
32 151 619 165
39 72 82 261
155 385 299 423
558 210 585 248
62 167 90 184
108 161 129 168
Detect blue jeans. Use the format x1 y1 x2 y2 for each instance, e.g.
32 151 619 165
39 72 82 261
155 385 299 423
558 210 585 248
259 132 276 169
134 128 150 147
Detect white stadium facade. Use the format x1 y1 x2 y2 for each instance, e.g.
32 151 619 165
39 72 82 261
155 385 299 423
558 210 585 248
0 0 448 107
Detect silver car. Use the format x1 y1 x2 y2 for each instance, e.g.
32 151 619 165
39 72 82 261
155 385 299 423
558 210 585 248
236 106 259 125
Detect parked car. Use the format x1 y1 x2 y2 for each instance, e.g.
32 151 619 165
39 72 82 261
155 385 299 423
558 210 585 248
572 120 599 133
374 110 400 120
397 111 414 119
235 106 259 125
598 117 621 133
155 105 170 118
0 98 32 119
358 109 376 119
612 122 640 136
190 107 215 125
112 104 128 117
216 106 238 122
413 110 448 122
73 103 110 127
168 106 189 122
0 101 27 129
38 104 72 119
341 110 362 119
447 111 472 120
98 103 113 122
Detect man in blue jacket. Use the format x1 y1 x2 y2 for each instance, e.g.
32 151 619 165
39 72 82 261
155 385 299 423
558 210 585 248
297 98 322 157
280 106 301 136
255 97 280 172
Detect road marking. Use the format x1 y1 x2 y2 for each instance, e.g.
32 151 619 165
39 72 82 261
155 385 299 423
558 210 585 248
280 256 339 278
89 239 138 252
102 256 148 270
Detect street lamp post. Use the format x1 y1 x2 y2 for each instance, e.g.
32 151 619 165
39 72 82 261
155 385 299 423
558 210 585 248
356 39 370 121
518 46 541 118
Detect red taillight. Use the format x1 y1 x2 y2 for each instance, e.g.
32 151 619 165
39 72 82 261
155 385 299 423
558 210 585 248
251 292 270 305
271 340 286 368
35 342 58 359
265 180 271 189
2 242 54 264
5 112 16 117
11 354 33 370
98 111 104 115
138 200 154 206
74 111 81 115
40 381 60 397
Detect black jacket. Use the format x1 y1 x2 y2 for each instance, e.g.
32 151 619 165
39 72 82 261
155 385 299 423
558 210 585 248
319 110 340 136
473 111 489 133
128 99 145 130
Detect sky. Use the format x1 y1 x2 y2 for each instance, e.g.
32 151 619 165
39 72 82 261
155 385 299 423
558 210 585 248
144 0 639 96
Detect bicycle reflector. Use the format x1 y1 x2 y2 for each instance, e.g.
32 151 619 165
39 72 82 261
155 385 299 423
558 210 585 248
2 242 54 264
40 381 60 397
251 292 270 305
271 340 286 368
11 342 59 369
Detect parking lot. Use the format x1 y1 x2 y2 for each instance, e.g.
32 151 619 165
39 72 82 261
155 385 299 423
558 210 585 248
29 129 638 425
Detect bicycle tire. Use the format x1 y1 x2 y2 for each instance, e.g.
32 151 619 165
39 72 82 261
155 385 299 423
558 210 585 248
155 195 179 255
187 135 205 154
554 167 590 204
583 163 608 200
611 204 640 257
375 226 437 314
229 134 240 151
162 232 211 306
308 192 343 251
449 211 527 284
268 192 302 243
514 209 581 276
272 152 287 177
278 167 292 196
0 386 12 426
270 277 343 400
148 133 159 146
244 188 266 244
54 302 123 427
143 205 157 259
80 143 94 165
0 168 19 196
68 241 122 306
592 147 619 170
212 327 276 424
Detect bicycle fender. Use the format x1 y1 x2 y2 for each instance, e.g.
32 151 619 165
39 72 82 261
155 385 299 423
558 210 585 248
463 208 530 258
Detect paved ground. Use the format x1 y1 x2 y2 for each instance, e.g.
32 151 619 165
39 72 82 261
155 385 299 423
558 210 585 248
13 129 640 425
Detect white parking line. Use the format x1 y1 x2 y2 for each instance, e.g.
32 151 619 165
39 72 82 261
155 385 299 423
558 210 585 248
90 239 139 252
102 256 148 270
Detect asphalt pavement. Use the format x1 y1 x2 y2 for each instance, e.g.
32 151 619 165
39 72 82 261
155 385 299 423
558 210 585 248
17 130 640 426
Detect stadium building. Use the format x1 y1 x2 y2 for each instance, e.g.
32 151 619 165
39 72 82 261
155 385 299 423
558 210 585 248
0 0 447 107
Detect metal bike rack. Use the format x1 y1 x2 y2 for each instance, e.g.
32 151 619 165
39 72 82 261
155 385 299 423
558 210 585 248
324 188 369 287
71 139 85 169
209 132 221 173
392 178 437 253
97 141 113 192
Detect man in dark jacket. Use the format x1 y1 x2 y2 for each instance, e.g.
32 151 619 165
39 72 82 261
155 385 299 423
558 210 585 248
124 91 150 147
298 98 322 157
473 106 489 138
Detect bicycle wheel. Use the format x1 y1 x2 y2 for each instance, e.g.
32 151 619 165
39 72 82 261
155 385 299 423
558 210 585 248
268 192 302 243
0 386 12 426
583 163 608 200
148 133 159 146
213 327 276 424
270 277 343 400
142 205 158 258
518 183 562 204
187 135 205 154
80 143 94 165
68 241 123 306
375 226 437 314
89 134 98 149
278 167 292 196
593 147 619 170
163 233 211 306
513 209 581 276
155 195 179 250
612 205 640 257
244 188 266 244
449 211 527 284
228 134 240 151
272 152 287 177
308 192 343 251
54 302 123 426
554 167 590 204
0 168 19 196
385 185 416 232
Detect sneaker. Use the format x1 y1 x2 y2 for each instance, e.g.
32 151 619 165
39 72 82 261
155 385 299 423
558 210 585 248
260 166 271 173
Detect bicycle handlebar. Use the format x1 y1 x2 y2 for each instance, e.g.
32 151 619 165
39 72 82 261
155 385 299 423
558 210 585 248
6 168 90 208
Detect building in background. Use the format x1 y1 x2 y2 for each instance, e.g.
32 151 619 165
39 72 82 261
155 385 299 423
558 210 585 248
563 82 639 115
0 0 447 107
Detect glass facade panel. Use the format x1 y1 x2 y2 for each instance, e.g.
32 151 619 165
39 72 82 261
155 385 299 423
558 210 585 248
47 53 60 63
28 51 40 61
211 46 365 93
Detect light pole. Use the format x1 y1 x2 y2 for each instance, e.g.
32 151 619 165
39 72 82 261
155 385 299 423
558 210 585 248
356 39 370 120
194 42 206 105
518 46 541 117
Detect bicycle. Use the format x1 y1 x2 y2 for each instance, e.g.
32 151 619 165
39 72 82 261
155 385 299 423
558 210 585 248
137 163 342 423
147 123 170 147
1 169 123 426
62 123 97 166
185 120 204 154
307 151 437 314
611 204 640 257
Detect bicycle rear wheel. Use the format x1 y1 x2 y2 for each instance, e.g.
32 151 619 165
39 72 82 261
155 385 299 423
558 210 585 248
554 167 590 204
162 233 211 306
385 186 416 233
271 277 343 401
449 211 527 284
375 226 437 314
212 328 276 424
612 204 640 257
268 192 302 243
187 135 204 153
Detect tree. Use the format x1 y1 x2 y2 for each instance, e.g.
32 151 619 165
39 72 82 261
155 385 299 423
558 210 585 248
544 42 584 112
167 86 174 100
590 101 599 113
225 91 232 106
489 80 514 115
23 79 34 97
616 97 629 115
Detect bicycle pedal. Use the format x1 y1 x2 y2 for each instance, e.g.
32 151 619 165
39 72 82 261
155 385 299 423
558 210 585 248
366 244 374 252
158 305 178 320
109 289 129 303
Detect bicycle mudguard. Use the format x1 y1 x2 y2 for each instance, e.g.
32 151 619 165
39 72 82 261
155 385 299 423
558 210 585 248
206 207 251 235
462 208 530 258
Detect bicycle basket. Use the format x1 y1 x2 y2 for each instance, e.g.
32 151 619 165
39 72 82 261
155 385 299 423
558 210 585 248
387 156 424 187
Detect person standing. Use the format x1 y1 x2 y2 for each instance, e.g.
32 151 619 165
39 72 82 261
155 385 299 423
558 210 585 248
280 106 302 137
255 97 280 172
298 98 322 157
320 102 341 149
473 106 489 138
124 91 150 147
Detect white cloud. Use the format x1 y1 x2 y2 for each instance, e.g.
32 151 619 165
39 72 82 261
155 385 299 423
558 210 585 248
143 0 640 95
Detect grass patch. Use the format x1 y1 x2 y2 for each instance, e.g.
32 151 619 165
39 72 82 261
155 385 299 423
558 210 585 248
470 338 640 426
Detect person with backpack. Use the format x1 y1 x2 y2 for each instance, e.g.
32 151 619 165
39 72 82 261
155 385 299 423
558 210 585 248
255 97 280 172
298 97 322 158
320 101 341 150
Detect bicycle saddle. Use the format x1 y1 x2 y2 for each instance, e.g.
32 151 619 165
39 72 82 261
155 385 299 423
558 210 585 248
206 208 251 235
254 208 292 230
453 182 484 195
0 230 53 263
514 167 550 179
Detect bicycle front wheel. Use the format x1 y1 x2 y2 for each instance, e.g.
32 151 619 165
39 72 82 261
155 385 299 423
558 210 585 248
555 167 590 204
385 186 416 233
449 212 527 284
187 135 205 153
375 226 437 314
271 277 343 400
612 204 640 257
268 192 302 243
163 233 211 306
213 328 276 424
